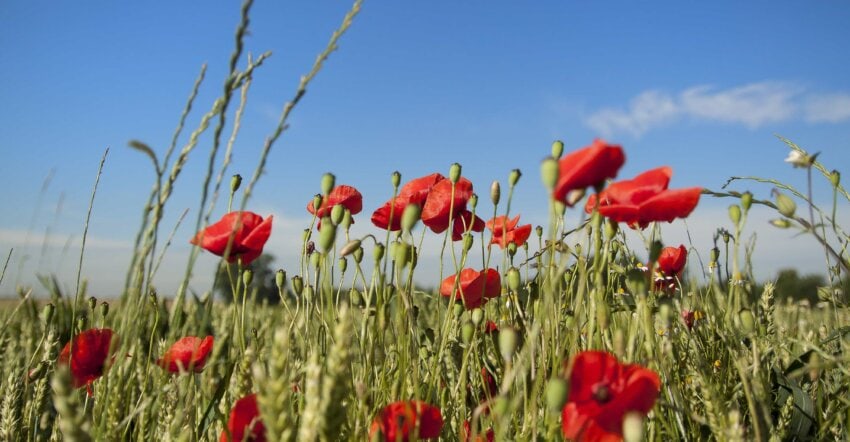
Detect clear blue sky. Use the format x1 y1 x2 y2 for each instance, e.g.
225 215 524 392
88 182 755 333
2 1 849 296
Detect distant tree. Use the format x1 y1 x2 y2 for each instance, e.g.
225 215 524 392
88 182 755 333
214 254 279 304
773 269 825 304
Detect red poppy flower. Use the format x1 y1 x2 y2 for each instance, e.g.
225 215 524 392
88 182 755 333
58 328 116 393
451 209 485 241
157 336 214 373
306 185 363 219
221 394 266 442
553 139 626 205
484 321 499 334
462 420 495 442
657 245 687 277
190 211 273 265
369 400 443 442
486 215 532 249
585 167 702 229
371 173 444 231
421 177 475 234
561 351 660 442
439 268 501 310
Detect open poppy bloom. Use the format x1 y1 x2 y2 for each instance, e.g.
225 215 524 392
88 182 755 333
191 211 273 265
561 351 660 441
372 173 444 231
306 184 363 219
440 268 501 309
486 215 532 249
654 245 687 292
58 328 116 394
221 393 266 442
553 139 626 205
462 420 495 442
157 336 214 373
369 400 443 442
421 177 482 237
585 167 702 229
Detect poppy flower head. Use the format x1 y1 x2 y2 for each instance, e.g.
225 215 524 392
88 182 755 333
561 351 660 441
421 177 474 234
190 211 273 265
221 394 266 442
371 173 445 231
157 336 214 373
369 400 443 442
554 139 626 205
440 268 501 310
657 245 687 277
486 215 532 249
306 185 363 219
58 328 116 390
586 167 701 229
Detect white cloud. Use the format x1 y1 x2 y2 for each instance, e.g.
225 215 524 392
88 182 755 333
584 81 849 137
0 229 131 249
804 93 850 123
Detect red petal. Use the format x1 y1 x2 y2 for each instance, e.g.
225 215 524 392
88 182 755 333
554 139 625 203
58 328 115 389
221 394 266 442
637 187 702 226
597 166 672 208
371 199 406 231
421 178 473 234
482 268 501 299
440 268 486 309
451 210 484 241
398 173 445 205
505 224 532 248
598 204 640 227
158 336 214 373
657 245 687 276
238 215 273 264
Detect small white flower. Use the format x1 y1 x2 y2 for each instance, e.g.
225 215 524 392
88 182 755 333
785 150 811 168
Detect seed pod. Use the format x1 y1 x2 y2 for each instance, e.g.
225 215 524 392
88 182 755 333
771 219 791 228
462 233 474 252
728 204 742 225
738 308 756 335
330 204 345 226
312 194 323 214
507 242 517 257
469 193 478 210
341 208 352 230
740 191 753 212
775 192 796 218
352 246 364 264
275 269 286 291
349 288 362 307
535 225 543 238
230 174 242 193
100 302 109 318
309 251 320 269
507 267 521 293
88 296 97 312
338 257 347 273
545 378 569 411
321 172 336 195
453 302 464 317
461 322 475 345
623 412 645 442
291 276 304 296
318 216 336 252
449 163 462 183
499 327 519 362
508 169 522 187
391 171 401 189
242 269 253 287
471 308 484 326
829 170 840 187
490 180 501 205
710 247 720 263
373 243 385 263
540 157 559 190
551 140 564 159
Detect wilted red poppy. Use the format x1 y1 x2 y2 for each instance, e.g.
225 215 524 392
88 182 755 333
561 351 660 441
553 139 626 205
58 328 116 393
439 268 501 309
486 215 532 249
451 210 486 241
221 394 266 442
191 211 273 265
306 184 363 219
157 336 214 373
585 167 701 229
371 173 444 231
421 177 475 234
462 420 495 442
369 400 443 442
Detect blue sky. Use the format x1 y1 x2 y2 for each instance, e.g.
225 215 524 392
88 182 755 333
1 1 849 296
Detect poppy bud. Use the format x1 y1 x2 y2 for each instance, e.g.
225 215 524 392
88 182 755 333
710 247 720 263
623 411 645 442
338 257 348 273
471 308 484 325
242 269 253 287
321 172 335 195
506 242 517 257
499 327 519 362
341 208 352 230
741 191 753 212
349 288 362 307
310 251 320 269
391 171 401 189
775 192 796 218
490 181 501 205
449 163 462 184
535 225 543 238
649 240 663 263
551 140 564 159
507 267 521 293
508 169 522 187
469 193 478 210
373 243 385 263
461 322 475 344
395 242 411 268
312 194 323 213
318 216 336 252
463 233 474 252
829 170 840 188
330 205 345 226
275 269 286 290
303 284 314 303
230 174 242 193
76 314 87 331
770 219 791 229
605 218 618 240
340 239 362 257
540 157 559 190
88 296 97 311
738 308 756 336
353 246 364 264
453 302 464 317
43 303 55 324
401 203 421 233
100 302 109 318
728 204 741 225
291 275 304 296
545 378 569 411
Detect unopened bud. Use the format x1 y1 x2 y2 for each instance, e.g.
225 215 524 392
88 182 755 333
770 219 791 229
710 247 720 263
395 242 412 268
230 174 242 193
353 246 364 263
373 243 385 263
449 163 462 183
349 288 363 307
453 302 465 317
312 194 323 214
508 169 522 187
471 308 484 326
463 234 474 252
341 208 352 230
775 192 796 218
318 216 336 252
545 378 569 411
623 412 645 442
338 257 347 273
490 181 501 205
88 296 97 311
391 171 401 189
551 140 564 159
605 218 618 239
291 276 304 296
461 322 475 344
499 327 519 361
728 204 741 225
330 204 344 226
738 308 756 335
340 239 362 257
541 157 559 191
275 269 286 290
535 225 543 238
100 302 109 318
321 173 336 195
507 242 517 257
740 191 753 212
303 285 314 303
401 204 421 233
309 251 320 269
469 193 478 210
829 170 840 188
242 269 253 286
507 267 521 292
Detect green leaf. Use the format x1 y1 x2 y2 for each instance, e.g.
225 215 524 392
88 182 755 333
774 368 815 440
